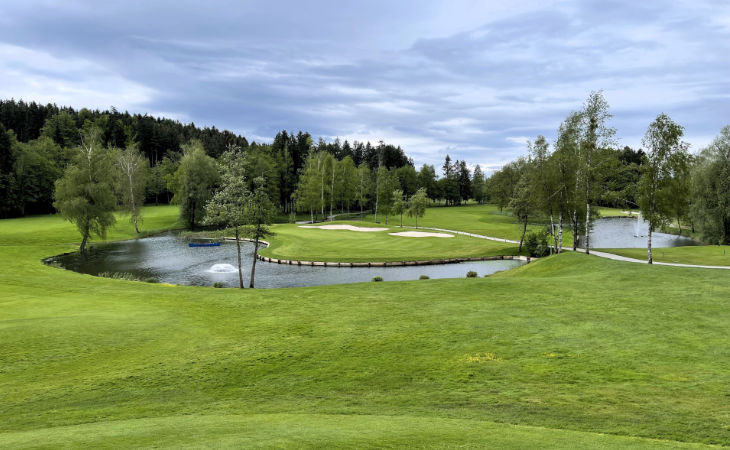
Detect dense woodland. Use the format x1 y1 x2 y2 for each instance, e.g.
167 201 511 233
1 96 729 261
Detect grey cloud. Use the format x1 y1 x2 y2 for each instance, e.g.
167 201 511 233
0 0 728 171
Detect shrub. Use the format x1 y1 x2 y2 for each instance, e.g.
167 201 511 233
144 277 158 283
524 230 551 257
419 275 430 280
213 282 226 288
371 276 384 282
466 271 478 278
98 271 141 281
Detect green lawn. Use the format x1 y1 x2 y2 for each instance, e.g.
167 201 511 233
363 204 543 240
601 245 730 266
1 205 728 447
359 203 576 247
598 206 639 217
259 222 522 262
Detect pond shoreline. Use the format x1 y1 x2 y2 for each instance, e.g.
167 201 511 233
254 253 533 267
223 237 533 267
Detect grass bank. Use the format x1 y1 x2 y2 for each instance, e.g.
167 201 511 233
258 222 522 262
1 206 728 447
601 245 730 266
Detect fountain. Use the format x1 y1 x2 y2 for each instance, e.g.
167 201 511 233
634 213 649 237
208 263 238 273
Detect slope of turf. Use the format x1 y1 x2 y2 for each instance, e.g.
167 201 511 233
258 222 521 262
0 414 709 449
1 206 728 447
364 203 574 246
601 245 730 266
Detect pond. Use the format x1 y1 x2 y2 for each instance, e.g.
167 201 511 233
578 217 698 248
52 233 525 288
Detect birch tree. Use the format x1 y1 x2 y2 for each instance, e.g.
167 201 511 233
579 91 615 254
407 187 428 227
204 145 249 288
115 144 147 233
554 112 583 251
355 164 371 216
638 114 689 263
53 126 116 254
245 177 274 288
391 189 405 227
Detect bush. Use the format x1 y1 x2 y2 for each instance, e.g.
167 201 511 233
144 277 158 283
213 282 226 288
466 271 478 278
419 275 430 280
371 276 384 282
524 230 551 257
98 271 142 281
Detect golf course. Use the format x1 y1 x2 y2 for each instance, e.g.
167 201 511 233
258 221 522 263
1 204 728 448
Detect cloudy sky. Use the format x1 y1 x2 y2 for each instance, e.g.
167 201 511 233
1 1 728 171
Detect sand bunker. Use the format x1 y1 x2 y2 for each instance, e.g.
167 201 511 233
389 231 454 238
299 224 388 232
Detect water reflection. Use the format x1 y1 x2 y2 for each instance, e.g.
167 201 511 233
578 217 698 248
53 233 524 288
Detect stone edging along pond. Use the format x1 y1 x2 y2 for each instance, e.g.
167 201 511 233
225 237 534 267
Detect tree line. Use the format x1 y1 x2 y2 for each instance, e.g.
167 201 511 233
487 91 730 262
3 95 729 265
0 99 412 219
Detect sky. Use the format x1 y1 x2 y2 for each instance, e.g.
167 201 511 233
1 0 728 172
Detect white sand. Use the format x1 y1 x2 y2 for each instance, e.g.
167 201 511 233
299 224 388 232
389 231 454 238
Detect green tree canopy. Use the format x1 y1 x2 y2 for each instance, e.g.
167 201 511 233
407 187 428 227
204 145 249 288
114 144 147 233
245 177 275 288
638 113 689 263
172 140 220 229
53 127 117 253
690 126 730 245
391 189 405 227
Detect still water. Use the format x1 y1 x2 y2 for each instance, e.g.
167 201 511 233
578 217 698 248
53 234 524 288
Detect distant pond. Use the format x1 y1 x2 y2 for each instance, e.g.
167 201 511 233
578 217 699 248
52 233 525 288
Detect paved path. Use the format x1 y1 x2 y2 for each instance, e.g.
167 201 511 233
420 226 730 270
587 249 730 269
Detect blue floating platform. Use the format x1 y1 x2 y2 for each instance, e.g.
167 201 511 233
188 242 221 247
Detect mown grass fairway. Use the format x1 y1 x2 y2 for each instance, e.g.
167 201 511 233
1 205 728 447
259 222 522 262
601 245 730 266
364 203 551 240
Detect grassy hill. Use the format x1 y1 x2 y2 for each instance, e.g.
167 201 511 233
0 205 728 447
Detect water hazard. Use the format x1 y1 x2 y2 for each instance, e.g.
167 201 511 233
578 217 698 248
52 233 525 288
